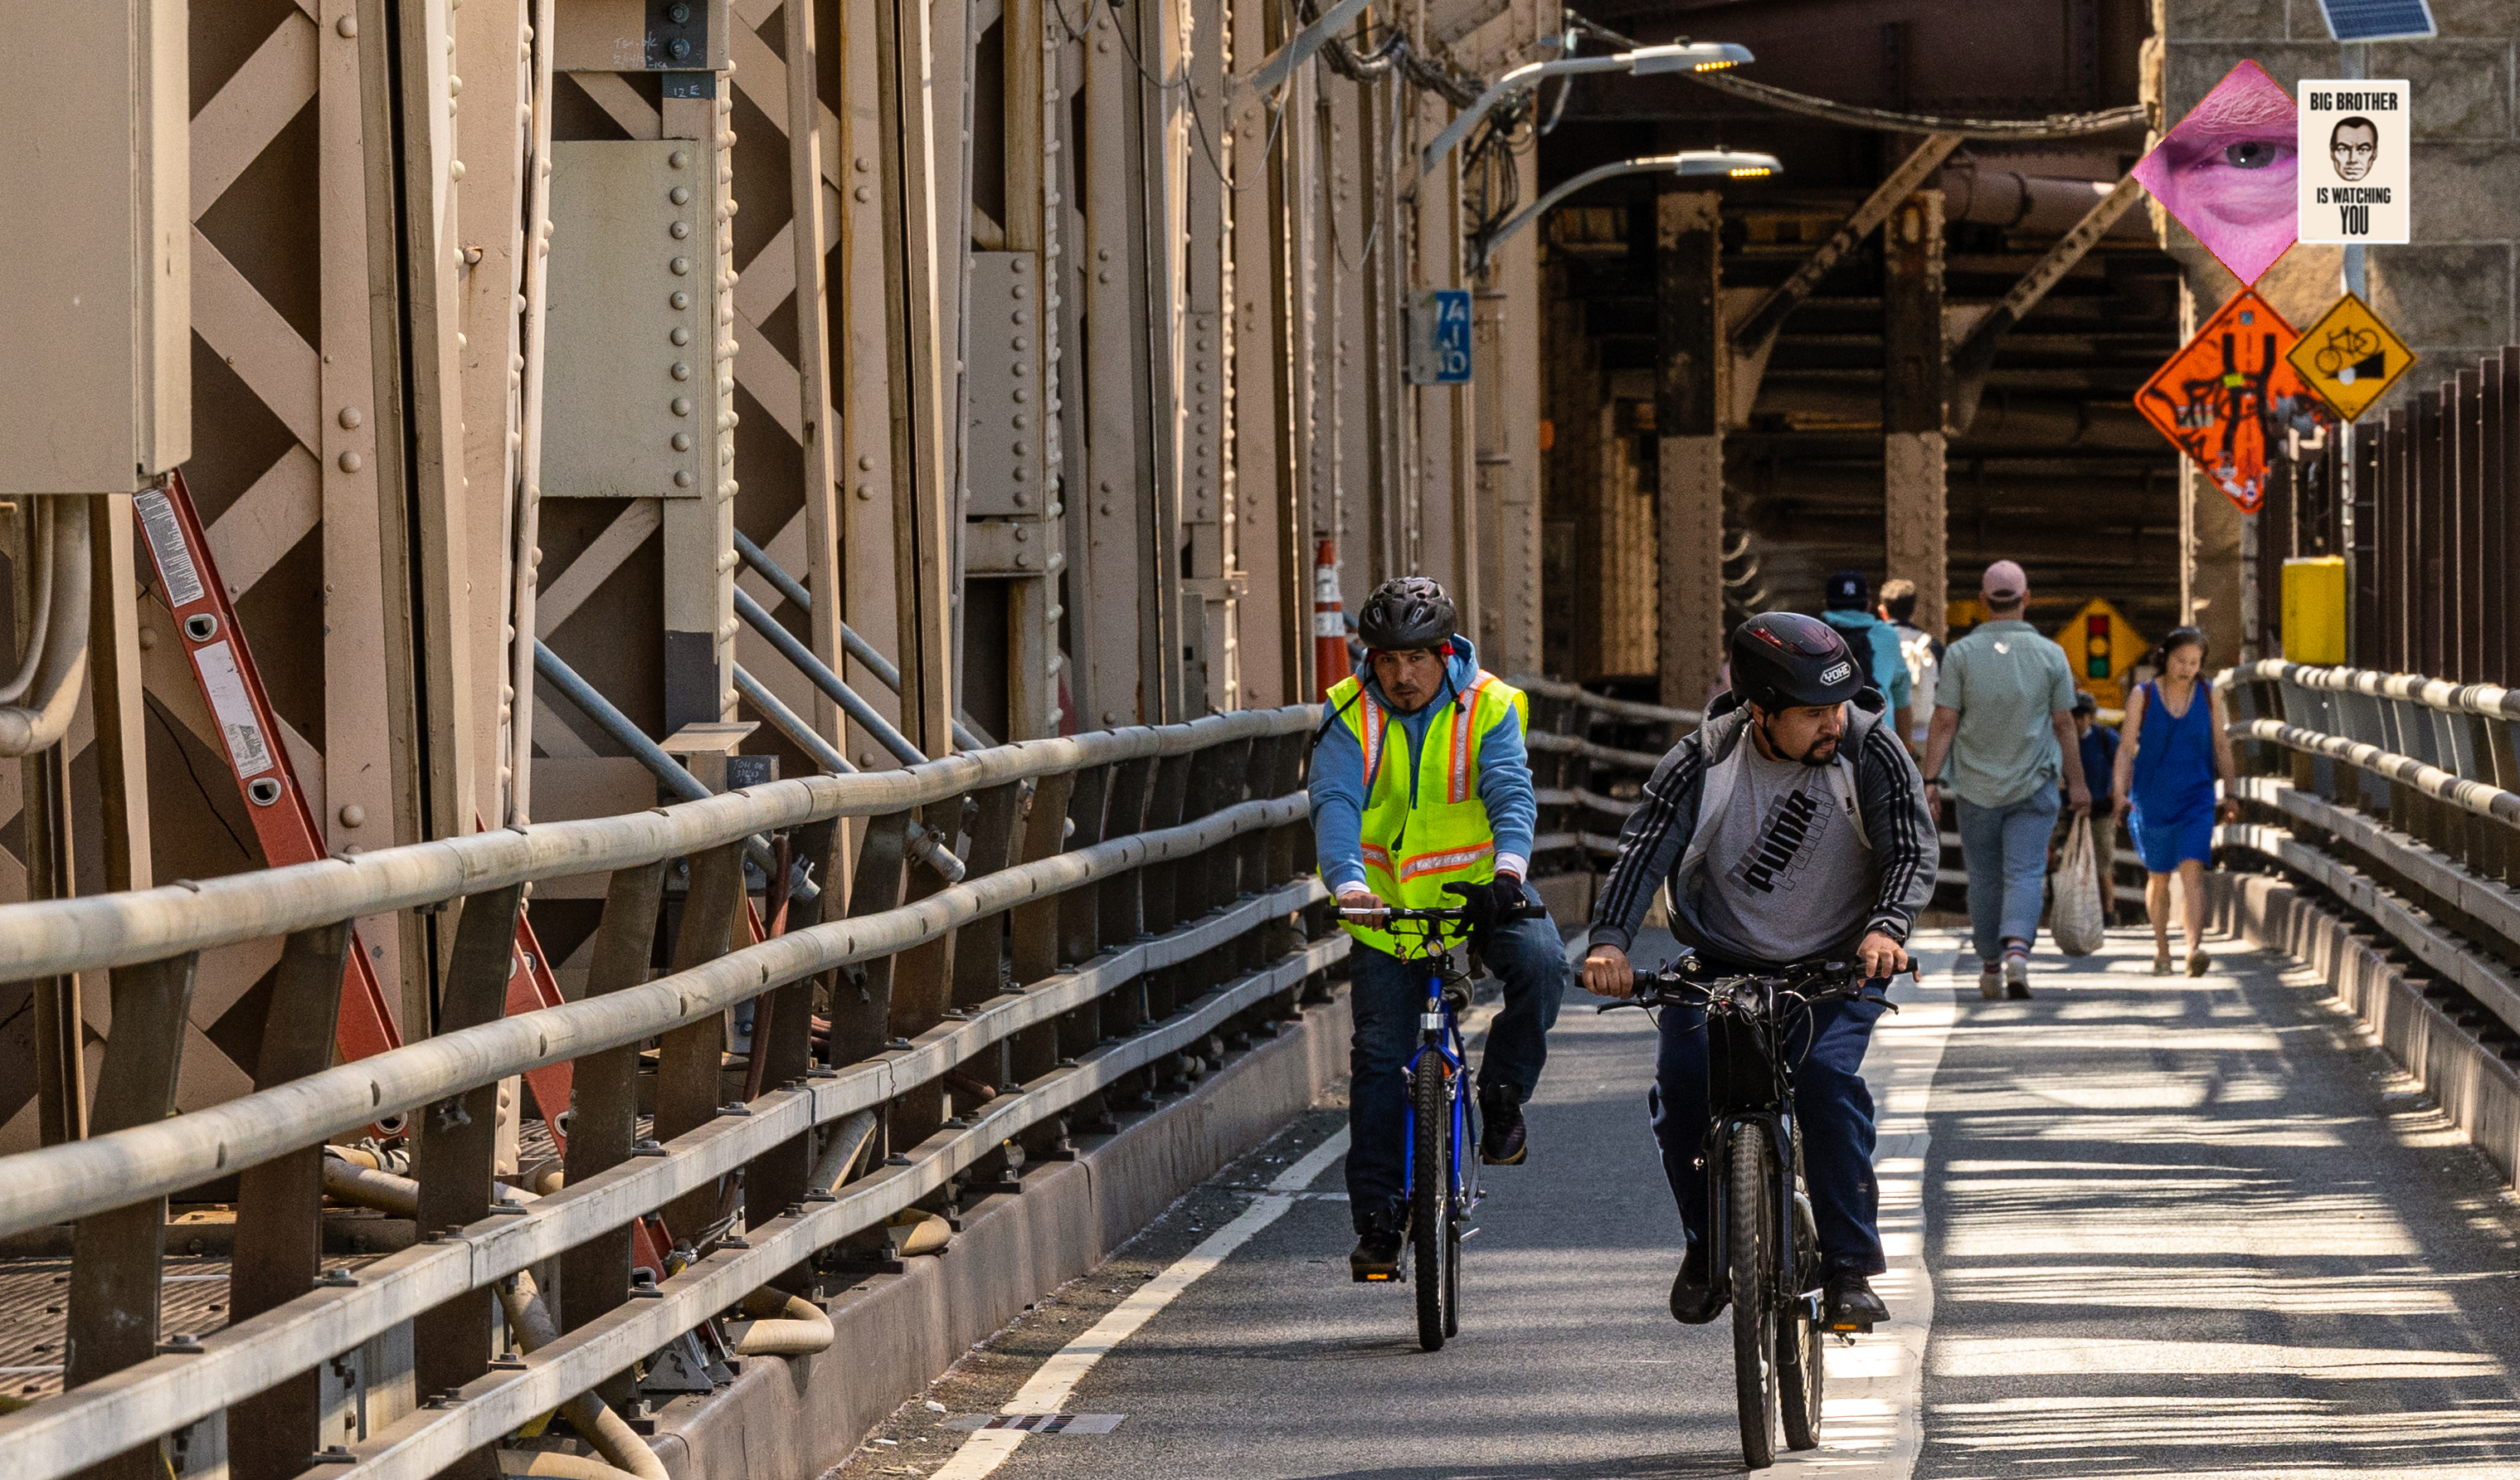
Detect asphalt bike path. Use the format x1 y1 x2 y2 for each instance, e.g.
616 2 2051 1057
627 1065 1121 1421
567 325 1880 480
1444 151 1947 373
828 921 2520 1478
831 927 1955 1480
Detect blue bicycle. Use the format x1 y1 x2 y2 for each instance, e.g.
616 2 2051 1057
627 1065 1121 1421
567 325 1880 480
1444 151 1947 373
1340 898 1541 1350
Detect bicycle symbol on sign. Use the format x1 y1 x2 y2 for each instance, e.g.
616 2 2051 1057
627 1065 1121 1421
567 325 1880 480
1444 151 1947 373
2313 324 2380 379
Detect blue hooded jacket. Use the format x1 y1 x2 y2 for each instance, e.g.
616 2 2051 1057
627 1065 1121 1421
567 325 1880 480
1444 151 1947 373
1307 635 1537 894
1822 608 1912 713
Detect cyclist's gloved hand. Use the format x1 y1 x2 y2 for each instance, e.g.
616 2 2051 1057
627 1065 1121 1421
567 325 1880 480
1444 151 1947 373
1442 875 1525 929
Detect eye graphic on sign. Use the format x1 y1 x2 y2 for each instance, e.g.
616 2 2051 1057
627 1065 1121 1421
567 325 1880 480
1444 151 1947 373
2132 61 2300 285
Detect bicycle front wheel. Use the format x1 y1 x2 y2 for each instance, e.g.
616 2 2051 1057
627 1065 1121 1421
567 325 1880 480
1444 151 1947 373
1412 1053 1452 1351
1778 1185 1826 1451
1729 1129 1778 1468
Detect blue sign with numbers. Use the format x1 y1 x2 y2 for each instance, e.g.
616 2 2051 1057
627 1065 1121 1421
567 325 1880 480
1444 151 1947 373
1407 289 1474 386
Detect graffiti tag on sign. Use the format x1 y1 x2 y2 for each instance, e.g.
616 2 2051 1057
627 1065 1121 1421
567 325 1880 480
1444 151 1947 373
2135 288 2337 515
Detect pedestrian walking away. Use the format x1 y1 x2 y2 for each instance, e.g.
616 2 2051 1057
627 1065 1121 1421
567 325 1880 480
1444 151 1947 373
1823 569 1914 744
1920 560 2092 1000
2067 689 2123 924
1879 577 1944 753
2113 626 2240 977
1309 575 1564 1281
1582 611 1936 1332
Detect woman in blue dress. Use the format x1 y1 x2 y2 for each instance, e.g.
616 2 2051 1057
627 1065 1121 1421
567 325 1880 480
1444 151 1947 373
2110 627 2240 976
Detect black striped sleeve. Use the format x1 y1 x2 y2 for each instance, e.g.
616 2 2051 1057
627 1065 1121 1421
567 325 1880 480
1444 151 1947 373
1855 720 1937 943
1588 739 1705 953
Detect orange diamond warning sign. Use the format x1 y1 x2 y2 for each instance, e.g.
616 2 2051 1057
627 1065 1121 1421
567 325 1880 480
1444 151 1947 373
2284 290 2416 422
2136 288 2338 515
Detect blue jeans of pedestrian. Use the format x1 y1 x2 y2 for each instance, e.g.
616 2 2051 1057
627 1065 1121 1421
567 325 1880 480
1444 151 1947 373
1954 779 2060 965
1345 886 1563 1231
1650 991 1887 1275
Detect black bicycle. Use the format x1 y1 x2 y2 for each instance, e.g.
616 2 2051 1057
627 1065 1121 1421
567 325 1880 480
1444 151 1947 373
1338 897 1543 1350
1600 952 1896 1468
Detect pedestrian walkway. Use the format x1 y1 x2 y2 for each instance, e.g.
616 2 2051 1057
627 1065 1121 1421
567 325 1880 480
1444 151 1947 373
827 923 2520 1480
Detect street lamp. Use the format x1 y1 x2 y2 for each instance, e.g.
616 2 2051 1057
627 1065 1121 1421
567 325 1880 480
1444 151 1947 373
1415 42 1756 188
1468 150 1782 272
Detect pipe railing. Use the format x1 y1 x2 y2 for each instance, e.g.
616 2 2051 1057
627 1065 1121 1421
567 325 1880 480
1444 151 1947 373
0 703 1337 1480
2220 660 2520 1039
1513 676 1698 862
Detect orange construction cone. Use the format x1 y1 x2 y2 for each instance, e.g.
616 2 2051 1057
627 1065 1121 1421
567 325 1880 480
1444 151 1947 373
1313 539 1347 703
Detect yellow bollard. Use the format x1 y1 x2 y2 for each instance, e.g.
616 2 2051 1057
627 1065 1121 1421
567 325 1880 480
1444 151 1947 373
2281 557 2348 665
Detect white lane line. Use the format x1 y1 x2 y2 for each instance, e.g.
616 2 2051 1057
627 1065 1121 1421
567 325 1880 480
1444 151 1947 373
1776 935 1959 1478
927 1127 1351 1479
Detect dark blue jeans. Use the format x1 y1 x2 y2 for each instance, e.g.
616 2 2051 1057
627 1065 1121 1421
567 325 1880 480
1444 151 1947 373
1345 886 1563 1230
1649 991 1886 1275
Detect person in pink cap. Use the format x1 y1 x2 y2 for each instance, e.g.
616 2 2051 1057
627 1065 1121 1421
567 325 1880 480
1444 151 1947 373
1919 562 2092 999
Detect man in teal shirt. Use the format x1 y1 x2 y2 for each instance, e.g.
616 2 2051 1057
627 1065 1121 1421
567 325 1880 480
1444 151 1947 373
1822 571 1912 741
1919 561 2091 1000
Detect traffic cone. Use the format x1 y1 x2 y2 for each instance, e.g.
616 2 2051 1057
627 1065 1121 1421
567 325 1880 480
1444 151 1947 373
1313 539 1347 703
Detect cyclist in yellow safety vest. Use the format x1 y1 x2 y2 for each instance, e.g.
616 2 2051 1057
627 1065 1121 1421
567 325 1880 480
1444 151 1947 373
1309 577 1564 1282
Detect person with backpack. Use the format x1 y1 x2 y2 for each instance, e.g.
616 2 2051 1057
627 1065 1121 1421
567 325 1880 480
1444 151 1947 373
1581 612 1936 1331
1879 577 1943 754
1822 570 1914 745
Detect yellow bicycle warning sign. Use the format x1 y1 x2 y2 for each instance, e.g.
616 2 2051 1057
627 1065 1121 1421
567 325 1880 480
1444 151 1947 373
2284 290 2415 422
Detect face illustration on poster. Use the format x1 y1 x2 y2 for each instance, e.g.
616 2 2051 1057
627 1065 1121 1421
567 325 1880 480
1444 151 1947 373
2131 61 2299 285
2330 118 2378 181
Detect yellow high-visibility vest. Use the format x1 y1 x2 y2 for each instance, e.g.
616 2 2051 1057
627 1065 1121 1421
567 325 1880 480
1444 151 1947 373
1326 669 1529 956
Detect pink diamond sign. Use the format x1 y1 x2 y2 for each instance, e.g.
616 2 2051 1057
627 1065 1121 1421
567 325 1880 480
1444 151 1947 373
2133 61 2299 286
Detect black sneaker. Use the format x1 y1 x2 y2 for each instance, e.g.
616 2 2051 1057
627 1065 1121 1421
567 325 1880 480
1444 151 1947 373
1824 1269 1889 1332
1669 1237 1725 1324
1479 1083 1528 1166
1350 1207 1404 1282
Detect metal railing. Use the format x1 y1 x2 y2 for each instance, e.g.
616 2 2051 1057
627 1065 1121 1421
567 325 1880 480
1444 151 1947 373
0 706 1339 1480
1516 676 1700 865
2221 660 2520 1044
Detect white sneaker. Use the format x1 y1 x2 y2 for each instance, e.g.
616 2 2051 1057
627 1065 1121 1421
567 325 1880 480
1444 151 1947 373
1978 961 2002 1000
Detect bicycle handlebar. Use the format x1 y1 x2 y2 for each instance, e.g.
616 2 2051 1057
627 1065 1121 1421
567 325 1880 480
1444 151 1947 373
1334 901 1548 923
1593 957 1904 1015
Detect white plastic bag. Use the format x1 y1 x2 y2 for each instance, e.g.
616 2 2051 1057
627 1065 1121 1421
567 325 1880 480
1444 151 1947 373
2050 815 2106 957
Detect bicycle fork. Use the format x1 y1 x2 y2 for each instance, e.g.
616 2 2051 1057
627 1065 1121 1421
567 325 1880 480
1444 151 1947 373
1704 1111 1807 1302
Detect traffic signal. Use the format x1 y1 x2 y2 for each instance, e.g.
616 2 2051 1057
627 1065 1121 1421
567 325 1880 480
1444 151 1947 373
2086 613 2109 679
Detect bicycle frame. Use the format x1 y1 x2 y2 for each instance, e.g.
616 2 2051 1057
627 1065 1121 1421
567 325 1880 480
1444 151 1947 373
1394 936 1479 1228
1685 987 1814 1304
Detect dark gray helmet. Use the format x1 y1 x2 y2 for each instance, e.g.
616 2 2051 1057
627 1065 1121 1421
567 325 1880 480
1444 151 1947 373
1729 611 1864 711
1357 577 1456 652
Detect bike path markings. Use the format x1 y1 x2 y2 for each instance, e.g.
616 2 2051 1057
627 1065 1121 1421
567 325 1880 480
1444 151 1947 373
1772 933 1959 1478
926 1128 1353 1480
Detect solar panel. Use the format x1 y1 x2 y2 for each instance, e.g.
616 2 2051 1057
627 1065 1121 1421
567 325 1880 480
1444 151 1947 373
2314 0 2437 41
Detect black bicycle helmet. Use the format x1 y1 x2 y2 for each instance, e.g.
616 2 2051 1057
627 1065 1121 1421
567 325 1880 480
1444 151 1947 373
1356 576 1457 651
1729 611 1865 712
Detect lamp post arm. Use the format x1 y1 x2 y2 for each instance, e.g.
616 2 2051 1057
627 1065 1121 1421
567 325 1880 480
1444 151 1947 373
1414 54 1632 185
1476 158 1669 266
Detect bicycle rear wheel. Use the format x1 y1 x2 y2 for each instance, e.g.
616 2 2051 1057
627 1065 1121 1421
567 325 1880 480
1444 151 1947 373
1779 1186 1825 1448
1729 1130 1778 1468
1412 1054 1452 1351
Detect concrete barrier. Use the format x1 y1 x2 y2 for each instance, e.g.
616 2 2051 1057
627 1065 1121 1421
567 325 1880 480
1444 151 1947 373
640 987 1355 1479
2207 871 2520 1187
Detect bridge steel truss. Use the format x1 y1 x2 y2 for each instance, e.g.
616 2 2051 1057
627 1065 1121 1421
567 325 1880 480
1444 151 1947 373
0 0 1555 1158
0 706 1341 1480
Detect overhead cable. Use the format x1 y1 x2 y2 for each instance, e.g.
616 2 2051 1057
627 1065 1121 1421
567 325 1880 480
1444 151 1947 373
1564 10 2146 141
